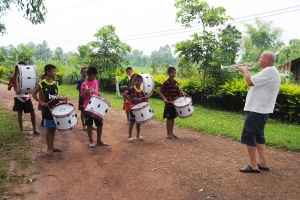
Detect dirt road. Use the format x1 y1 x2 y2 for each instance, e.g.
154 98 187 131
1 83 299 200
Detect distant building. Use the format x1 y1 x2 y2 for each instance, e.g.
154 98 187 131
278 57 300 83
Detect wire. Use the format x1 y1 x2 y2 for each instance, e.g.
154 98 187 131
2 4 300 44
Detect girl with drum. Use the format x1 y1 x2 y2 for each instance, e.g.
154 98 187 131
80 67 109 148
159 67 186 140
32 64 68 156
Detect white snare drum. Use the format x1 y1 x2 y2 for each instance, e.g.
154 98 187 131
15 64 38 94
84 95 111 120
131 73 155 95
51 102 78 132
173 95 194 118
131 102 154 124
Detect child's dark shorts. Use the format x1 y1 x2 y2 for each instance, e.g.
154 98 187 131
240 111 269 147
78 96 84 110
84 113 103 127
163 106 177 119
13 98 34 113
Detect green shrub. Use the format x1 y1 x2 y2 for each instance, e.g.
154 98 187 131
63 69 80 84
275 83 300 123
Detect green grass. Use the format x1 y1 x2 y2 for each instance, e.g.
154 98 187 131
0 105 33 195
58 84 300 151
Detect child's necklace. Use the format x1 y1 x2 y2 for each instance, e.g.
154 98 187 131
134 86 141 92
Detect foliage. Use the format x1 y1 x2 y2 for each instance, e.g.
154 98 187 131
277 39 300 65
62 68 80 84
177 57 197 78
13 44 34 64
274 83 300 123
0 66 9 78
0 0 47 35
150 45 178 67
88 25 131 76
174 0 237 98
55 71 65 85
124 49 150 67
150 62 158 75
240 19 284 63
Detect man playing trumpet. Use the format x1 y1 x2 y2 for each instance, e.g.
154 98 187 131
237 52 280 173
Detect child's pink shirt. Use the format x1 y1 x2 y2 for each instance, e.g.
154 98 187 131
80 79 99 108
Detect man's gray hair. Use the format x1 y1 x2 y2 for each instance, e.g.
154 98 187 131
263 52 276 63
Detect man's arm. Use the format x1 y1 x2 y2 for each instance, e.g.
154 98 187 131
238 65 254 86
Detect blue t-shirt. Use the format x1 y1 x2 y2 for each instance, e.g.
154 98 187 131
77 78 85 103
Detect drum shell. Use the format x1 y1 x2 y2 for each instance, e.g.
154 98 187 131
131 102 154 124
173 95 194 118
130 73 154 95
84 95 110 120
15 65 38 94
51 102 78 132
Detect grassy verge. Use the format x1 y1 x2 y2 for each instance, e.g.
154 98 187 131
58 84 300 151
0 105 33 197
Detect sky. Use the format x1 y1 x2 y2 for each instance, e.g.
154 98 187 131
0 0 299 56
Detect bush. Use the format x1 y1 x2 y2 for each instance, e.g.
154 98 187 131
63 69 80 84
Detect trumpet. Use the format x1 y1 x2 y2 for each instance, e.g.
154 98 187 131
221 62 257 71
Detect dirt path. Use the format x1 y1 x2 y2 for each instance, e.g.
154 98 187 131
1 83 299 200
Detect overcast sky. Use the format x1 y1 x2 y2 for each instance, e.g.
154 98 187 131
0 0 299 56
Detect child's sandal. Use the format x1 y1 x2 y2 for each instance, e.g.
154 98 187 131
128 138 135 142
137 136 144 141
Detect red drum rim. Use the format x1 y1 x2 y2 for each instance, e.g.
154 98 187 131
84 109 104 120
135 115 154 124
131 102 149 111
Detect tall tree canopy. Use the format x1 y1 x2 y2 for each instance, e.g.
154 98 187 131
240 19 284 63
88 25 131 75
174 0 233 85
0 0 47 35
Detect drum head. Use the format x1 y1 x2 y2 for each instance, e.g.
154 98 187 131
173 96 192 107
51 103 74 115
131 102 148 109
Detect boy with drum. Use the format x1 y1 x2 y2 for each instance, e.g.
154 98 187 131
32 64 68 156
124 74 150 142
7 61 41 136
159 67 186 140
80 67 109 148
120 67 133 125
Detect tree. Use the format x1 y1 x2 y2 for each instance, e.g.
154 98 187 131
150 45 178 67
0 0 47 35
240 19 284 62
13 44 34 64
88 25 131 75
278 39 300 64
218 25 242 65
174 0 230 84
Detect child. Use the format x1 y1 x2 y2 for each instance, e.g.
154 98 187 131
159 67 185 139
125 74 149 142
120 67 133 125
80 67 108 148
32 64 68 156
76 67 97 131
8 61 40 135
